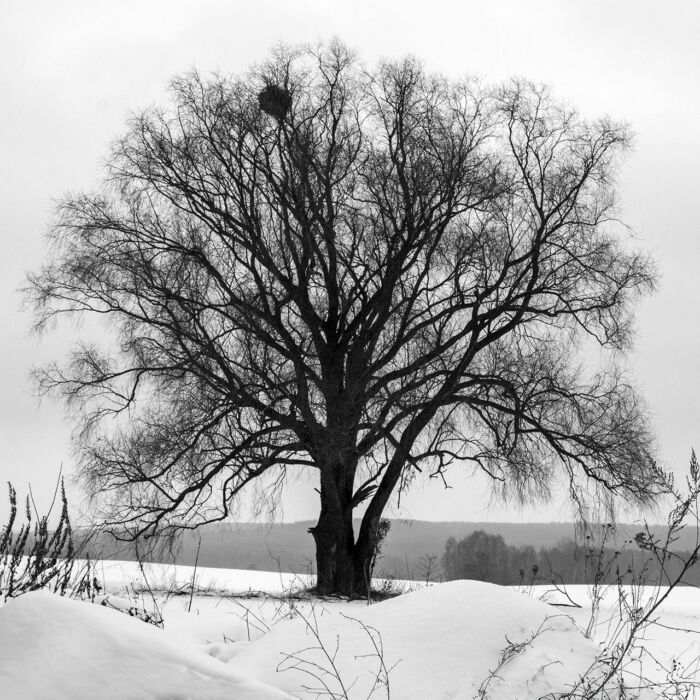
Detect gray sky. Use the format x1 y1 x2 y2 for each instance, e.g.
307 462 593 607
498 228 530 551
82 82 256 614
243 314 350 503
1 0 698 523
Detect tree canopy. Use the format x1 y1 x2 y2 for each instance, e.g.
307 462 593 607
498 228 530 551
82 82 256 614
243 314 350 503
28 42 661 596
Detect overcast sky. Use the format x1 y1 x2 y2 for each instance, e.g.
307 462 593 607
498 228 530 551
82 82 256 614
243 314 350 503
1 0 698 523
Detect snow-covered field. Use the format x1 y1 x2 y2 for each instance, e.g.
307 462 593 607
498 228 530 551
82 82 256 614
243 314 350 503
2 561 700 699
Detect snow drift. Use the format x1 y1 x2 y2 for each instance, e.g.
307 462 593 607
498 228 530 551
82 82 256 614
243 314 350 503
229 580 605 699
0 590 293 700
0 579 636 698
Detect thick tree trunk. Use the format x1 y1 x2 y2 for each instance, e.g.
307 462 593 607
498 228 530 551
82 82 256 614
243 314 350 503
310 521 378 598
309 507 356 597
309 465 378 598
310 508 381 598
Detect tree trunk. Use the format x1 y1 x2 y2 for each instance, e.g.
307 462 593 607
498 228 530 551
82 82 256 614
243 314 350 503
351 530 378 597
309 464 378 598
309 510 382 598
309 506 356 597
310 521 378 598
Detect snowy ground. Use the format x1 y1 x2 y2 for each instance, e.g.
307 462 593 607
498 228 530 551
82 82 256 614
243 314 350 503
2 561 700 699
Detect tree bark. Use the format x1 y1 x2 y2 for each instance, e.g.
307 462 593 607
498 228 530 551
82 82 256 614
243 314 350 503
308 461 351 596
309 509 355 596
309 462 377 598
310 514 378 598
351 518 380 597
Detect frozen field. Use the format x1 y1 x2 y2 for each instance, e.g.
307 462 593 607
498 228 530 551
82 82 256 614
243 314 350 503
1 561 700 698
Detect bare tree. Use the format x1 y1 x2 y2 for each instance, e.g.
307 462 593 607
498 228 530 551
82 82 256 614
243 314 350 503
28 42 661 597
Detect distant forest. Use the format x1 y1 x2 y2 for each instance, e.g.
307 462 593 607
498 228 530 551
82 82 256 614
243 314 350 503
440 528 700 586
76 520 700 585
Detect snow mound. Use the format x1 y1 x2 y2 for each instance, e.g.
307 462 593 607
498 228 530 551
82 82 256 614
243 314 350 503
0 590 293 700
230 580 604 699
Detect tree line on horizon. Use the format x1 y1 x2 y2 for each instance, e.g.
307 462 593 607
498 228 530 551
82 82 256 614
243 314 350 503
56 519 700 587
440 528 700 586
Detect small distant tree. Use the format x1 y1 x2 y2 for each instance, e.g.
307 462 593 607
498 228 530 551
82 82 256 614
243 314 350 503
442 530 537 583
442 531 510 582
28 41 661 597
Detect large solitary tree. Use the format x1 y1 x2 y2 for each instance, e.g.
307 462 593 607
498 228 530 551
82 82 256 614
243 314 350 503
29 42 661 597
